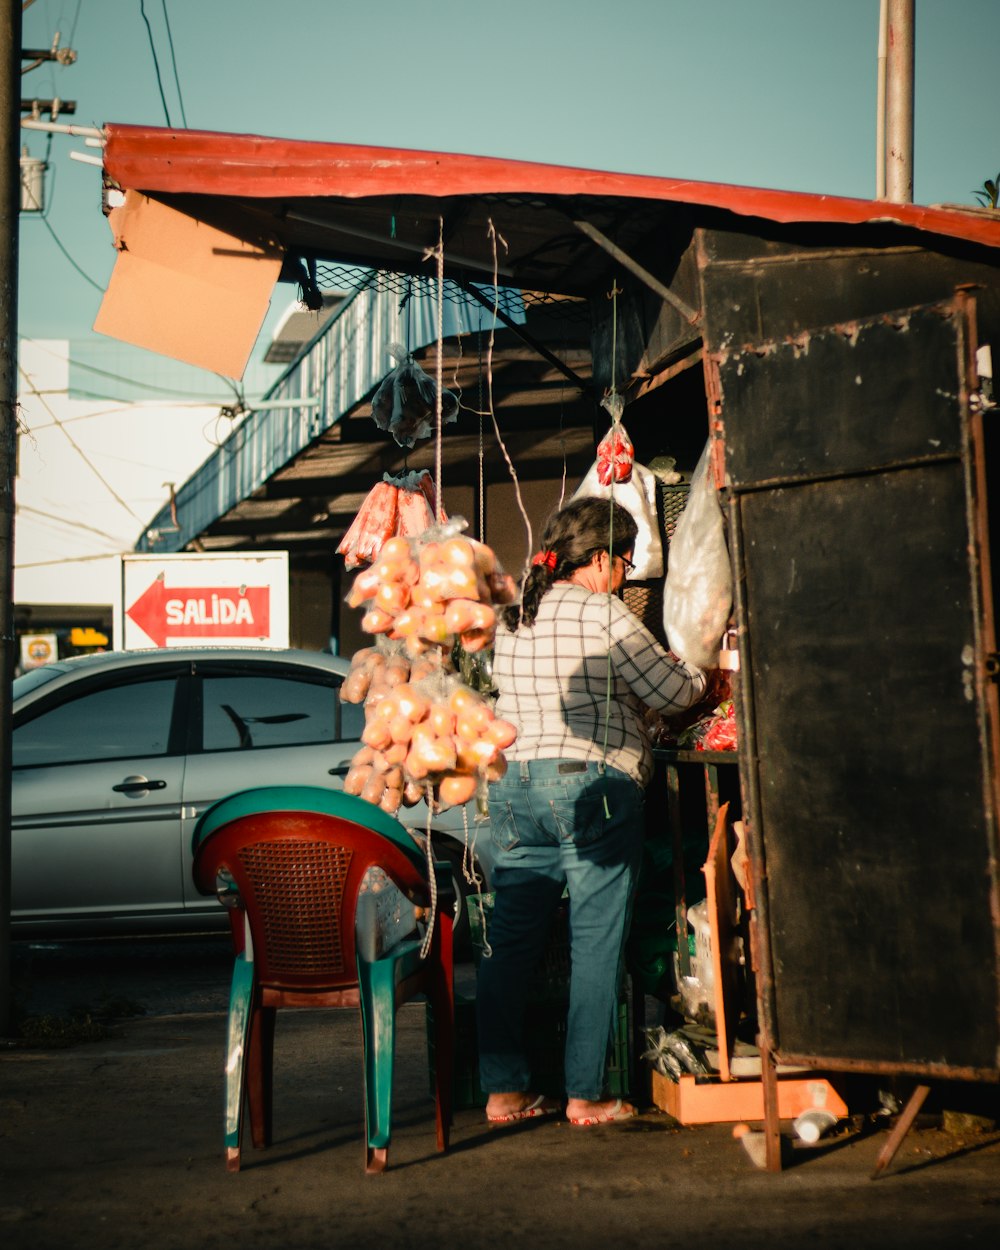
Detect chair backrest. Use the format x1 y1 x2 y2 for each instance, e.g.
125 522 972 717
192 786 431 992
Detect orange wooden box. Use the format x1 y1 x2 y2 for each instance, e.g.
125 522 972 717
651 1070 848 1125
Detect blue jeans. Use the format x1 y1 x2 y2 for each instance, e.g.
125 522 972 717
476 759 644 1101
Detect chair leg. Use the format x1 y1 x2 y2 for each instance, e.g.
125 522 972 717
225 954 256 1171
428 971 454 1153
366 1146 388 1174
247 1005 276 1149
357 956 398 1170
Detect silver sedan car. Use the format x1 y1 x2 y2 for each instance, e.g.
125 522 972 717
11 646 493 943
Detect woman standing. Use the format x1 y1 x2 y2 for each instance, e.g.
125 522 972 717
477 495 709 1127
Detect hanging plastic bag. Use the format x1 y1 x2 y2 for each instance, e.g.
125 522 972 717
663 441 732 668
337 470 443 569
572 459 663 581
370 342 459 449
336 479 399 570
596 422 635 485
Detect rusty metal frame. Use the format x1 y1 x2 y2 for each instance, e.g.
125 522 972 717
455 278 595 397
571 218 702 326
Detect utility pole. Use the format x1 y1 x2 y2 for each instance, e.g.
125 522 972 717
884 0 915 203
0 0 23 1036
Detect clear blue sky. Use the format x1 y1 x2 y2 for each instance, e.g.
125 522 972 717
17 0 1000 374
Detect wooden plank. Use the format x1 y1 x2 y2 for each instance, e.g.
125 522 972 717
703 799 736 1081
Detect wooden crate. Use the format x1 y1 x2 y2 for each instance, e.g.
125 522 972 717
650 1069 847 1125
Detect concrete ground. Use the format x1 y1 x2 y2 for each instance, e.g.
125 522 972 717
2 938 998 1250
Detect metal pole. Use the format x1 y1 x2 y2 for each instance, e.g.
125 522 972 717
885 0 915 203
876 0 888 200
0 0 23 1036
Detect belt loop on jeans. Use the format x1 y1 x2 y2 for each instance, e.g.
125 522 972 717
519 759 531 782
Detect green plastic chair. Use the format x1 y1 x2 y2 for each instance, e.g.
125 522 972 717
192 785 454 1174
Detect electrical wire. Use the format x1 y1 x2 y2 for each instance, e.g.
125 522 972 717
139 0 173 126
17 363 146 523
160 0 187 127
68 0 82 44
18 552 129 568
20 339 243 402
36 211 104 291
17 503 124 545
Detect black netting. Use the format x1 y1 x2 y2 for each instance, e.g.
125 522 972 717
310 263 589 321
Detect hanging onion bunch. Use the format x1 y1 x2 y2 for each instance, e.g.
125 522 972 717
345 521 517 658
341 521 518 812
345 671 516 813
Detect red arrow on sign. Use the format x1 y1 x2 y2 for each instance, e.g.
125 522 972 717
126 579 271 648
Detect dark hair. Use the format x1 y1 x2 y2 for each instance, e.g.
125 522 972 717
501 496 639 630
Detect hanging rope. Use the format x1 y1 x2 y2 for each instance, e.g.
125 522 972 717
477 322 486 541
482 219 535 575
434 221 445 520
420 790 439 960
600 281 625 817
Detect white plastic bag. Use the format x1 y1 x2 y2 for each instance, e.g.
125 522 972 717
572 459 664 580
663 441 731 668
370 342 458 448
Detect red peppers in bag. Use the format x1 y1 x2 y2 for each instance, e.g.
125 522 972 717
596 423 635 485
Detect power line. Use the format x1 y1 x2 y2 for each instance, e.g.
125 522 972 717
17 552 127 569
20 338 247 401
16 502 124 544
17 363 145 523
139 0 172 126
36 210 103 290
160 0 187 127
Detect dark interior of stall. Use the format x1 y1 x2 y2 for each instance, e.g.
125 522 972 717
323 203 1000 1145
548 217 1000 1141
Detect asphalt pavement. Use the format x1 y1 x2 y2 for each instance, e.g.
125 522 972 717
2 937 998 1250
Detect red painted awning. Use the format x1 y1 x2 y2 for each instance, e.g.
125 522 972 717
102 122 1000 254
95 122 1000 377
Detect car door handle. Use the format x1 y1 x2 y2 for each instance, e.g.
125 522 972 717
112 775 168 793
327 765 351 777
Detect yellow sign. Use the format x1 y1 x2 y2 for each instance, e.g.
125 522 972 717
70 627 109 647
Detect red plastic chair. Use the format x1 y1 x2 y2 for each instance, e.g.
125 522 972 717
192 785 454 1174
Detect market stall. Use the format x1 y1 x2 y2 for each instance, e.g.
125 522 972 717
95 126 1000 1167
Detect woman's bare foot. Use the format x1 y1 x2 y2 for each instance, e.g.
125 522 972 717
566 1096 636 1126
485 1092 559 1123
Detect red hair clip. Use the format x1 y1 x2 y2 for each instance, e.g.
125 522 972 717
531 550 558 571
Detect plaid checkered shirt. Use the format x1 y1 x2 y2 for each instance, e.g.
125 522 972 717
492 584 707 786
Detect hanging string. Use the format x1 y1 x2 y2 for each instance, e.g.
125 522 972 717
601 281 624 818
399 277 413 354
420 792 439 960
482 219 535 574
434 222 445 520
477 321 485 540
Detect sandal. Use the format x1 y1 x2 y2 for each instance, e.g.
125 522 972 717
567 1097 637 1128
486 1094 559 1125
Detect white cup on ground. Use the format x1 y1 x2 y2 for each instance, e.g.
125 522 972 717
793 1109 839 1143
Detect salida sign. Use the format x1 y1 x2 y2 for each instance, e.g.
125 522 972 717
118 553 289 650
126 579 270 647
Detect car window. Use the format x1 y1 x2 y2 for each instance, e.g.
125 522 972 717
13 676 179 767
200 671 364 751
